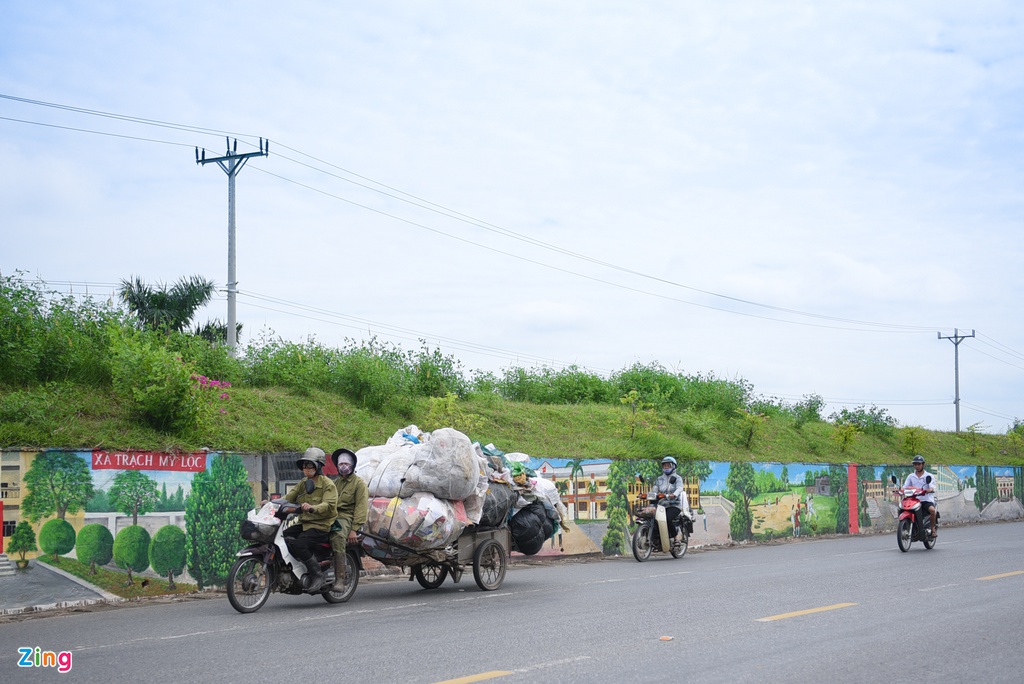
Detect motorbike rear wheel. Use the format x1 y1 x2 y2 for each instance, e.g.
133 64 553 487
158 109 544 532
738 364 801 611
227 556 273 613
632 524 653 562
323 551 359 604
897 519 913 553
671 529 688 559
921 518 937 548
413 562 448 589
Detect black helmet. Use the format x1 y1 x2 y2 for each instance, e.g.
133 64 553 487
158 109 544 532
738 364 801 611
330 448 358 470
296 447 326 474
912 455 925 465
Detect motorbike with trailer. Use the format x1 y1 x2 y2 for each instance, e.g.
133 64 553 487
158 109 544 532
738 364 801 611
631 489 693 562
227 500 363 613
890 474 937 552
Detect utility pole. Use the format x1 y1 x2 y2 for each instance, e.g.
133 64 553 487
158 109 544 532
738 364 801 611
196 137 268 354
937 328 975 432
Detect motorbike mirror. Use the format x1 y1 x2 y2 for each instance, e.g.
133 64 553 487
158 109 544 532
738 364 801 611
305 479 316 494
890 475 898 485
925 475 932 484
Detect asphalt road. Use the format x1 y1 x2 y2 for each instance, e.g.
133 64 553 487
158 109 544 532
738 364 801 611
2 522 1023 683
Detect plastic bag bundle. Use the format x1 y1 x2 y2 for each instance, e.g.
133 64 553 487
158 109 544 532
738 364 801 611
509 501 554 556
478 482 516 528
363 493 470 554
398 428 478 500
362 449 416 498
386 424 429 447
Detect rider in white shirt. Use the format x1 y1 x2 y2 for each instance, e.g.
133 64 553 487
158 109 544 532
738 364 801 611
902 455 937 538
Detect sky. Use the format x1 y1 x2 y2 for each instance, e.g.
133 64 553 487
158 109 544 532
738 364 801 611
2 2 1023 434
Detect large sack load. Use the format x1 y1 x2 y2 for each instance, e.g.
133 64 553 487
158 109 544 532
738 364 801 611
509 501 554 555
478 482 516 528
362 493 470 556
360 448 416 498
398 427 479 501
358 427 480 501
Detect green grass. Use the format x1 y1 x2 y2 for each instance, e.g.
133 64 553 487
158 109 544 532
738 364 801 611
1 381 1021 467
36 555 198 599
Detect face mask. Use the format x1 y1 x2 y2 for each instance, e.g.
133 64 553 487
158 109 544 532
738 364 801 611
663 467 673 475
338 463 353 477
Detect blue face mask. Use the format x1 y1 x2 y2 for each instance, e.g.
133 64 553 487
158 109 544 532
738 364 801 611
663 467 673 475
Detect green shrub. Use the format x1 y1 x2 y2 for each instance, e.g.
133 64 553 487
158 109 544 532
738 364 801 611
76 523 114 573
109 329 201 431
113 525 151 582
113 524 152 581
149 525 187 589
38 519 76 560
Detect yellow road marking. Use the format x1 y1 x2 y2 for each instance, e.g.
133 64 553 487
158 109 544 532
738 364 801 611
757 603 857 622
978 570 1024 581
433 671 514 684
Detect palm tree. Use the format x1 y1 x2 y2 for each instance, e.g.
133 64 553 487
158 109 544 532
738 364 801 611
119 275 216 334
567 458 585 521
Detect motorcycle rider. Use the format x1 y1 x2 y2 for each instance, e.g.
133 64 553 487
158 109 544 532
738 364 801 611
902 455 938 538
328 448 368 591
281 447 338 592
652 456 690 541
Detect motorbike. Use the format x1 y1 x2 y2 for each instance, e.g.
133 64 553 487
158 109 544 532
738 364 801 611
227 500 362 613
890 474 937 552
631 491 692 562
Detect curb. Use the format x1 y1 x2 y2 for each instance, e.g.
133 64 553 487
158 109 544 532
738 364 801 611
0 561 124 616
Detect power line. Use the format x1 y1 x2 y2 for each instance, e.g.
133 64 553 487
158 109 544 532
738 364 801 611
1 92 941 333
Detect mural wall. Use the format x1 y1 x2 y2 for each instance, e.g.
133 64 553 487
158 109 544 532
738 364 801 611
2 449 1022 564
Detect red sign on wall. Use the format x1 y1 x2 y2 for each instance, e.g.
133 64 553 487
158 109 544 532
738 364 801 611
91 451 208 472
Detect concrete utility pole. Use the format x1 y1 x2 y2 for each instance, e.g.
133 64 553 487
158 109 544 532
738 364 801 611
196 137 268 354
938 328 975 432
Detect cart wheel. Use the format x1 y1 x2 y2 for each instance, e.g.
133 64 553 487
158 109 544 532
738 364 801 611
473 538 507 591
413 563 448 589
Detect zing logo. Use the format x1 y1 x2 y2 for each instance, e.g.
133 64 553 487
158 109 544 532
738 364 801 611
17 647 73 673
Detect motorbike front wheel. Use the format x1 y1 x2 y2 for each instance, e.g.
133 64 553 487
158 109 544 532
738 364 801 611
897 519 913 553
227 556 273 613
632 524 653 562
323 551 359 604
671 529 688 559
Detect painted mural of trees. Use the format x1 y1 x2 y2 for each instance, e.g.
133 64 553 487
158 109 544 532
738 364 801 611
678 459 712 486
829 465 849 534
76 524 114 574
857 465 873 528
113 525 151 584
727 461 757 541
8 521 37 562
156 483 186 511
974 466 998 509
601 461 631 554
150 525 187 589
108 470 159 525
21 451 95 522
185 454 254 589
39 519 76 560
567 458 585 521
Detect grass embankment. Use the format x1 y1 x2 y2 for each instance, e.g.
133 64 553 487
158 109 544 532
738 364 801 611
2 381 1021 466
36 556 198 599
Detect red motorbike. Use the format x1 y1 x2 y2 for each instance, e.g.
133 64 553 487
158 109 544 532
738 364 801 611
890 474 936 552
